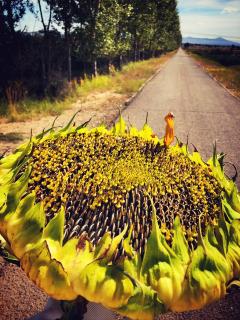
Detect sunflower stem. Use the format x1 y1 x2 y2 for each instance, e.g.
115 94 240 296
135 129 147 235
60 297 88 320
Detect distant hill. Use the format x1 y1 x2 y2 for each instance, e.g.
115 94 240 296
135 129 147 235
182 37 240 47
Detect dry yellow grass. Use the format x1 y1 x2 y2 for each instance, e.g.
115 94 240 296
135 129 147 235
189 52 240 99
77 52 175 97
0 51 175 122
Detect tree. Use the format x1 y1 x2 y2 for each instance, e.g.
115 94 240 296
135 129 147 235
0 0 182 102
0 0 32 34
36 0 53 90
48 0 84 81
94 0 132 71
83 0 102 76
153 0 182 51
0 0 32 95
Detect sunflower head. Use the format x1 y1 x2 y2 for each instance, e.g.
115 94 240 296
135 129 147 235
0 114 239 320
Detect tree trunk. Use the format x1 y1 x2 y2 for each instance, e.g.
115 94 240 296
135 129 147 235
37 0 52 88
137 50 140 61
119 54 123 70
133 28 138 62
65 27 72 82
40 50 47 95
93 60 98 77
134 42 137 62
68 41 72 82
5 1 15 33
47 35 51 82
90 0 101 78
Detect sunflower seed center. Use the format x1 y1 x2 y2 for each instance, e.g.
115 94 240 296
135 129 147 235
26 132 222 256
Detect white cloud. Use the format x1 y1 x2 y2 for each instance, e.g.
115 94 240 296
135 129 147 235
180 13 240 40
178 0 223 11
222 7 240 14
178 1 240 39
178 0 240 12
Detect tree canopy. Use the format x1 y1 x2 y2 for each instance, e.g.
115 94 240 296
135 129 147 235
0 0 181 98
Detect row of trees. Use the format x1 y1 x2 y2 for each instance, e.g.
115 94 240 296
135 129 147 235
0 0 181 99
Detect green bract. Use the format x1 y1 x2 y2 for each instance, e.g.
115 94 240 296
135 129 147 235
0 115 240 320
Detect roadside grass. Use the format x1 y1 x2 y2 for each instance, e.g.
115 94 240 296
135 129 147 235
188 52 240 99
0 52 174 122
19 96 77 116
77 54 174 97
0 95 77 122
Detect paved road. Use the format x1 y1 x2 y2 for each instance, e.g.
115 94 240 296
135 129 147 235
123 48 240 188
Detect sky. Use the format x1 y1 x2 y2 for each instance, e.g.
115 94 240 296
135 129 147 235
20 0 51 33
21 0 240 41
178 0 240 40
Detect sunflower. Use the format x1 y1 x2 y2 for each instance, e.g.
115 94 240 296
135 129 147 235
0 112 239 320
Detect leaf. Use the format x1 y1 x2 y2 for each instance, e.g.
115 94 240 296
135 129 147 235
172 216 190 264
94 232 112 259
105 224 128 261
59 110 81 133
123 225 134 258
229 186 240 213
76 117 93 131
0 140 32 172
74 261 134 309
7 194 45 258
21 241 77 300
222 199 240 221
116 285 165 320
113 115 126 135
214 215 230 257
141 199 172 275
0 167 31 219
43 207 65 245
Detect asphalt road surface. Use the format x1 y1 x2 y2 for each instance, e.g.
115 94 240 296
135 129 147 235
123 48 240 188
